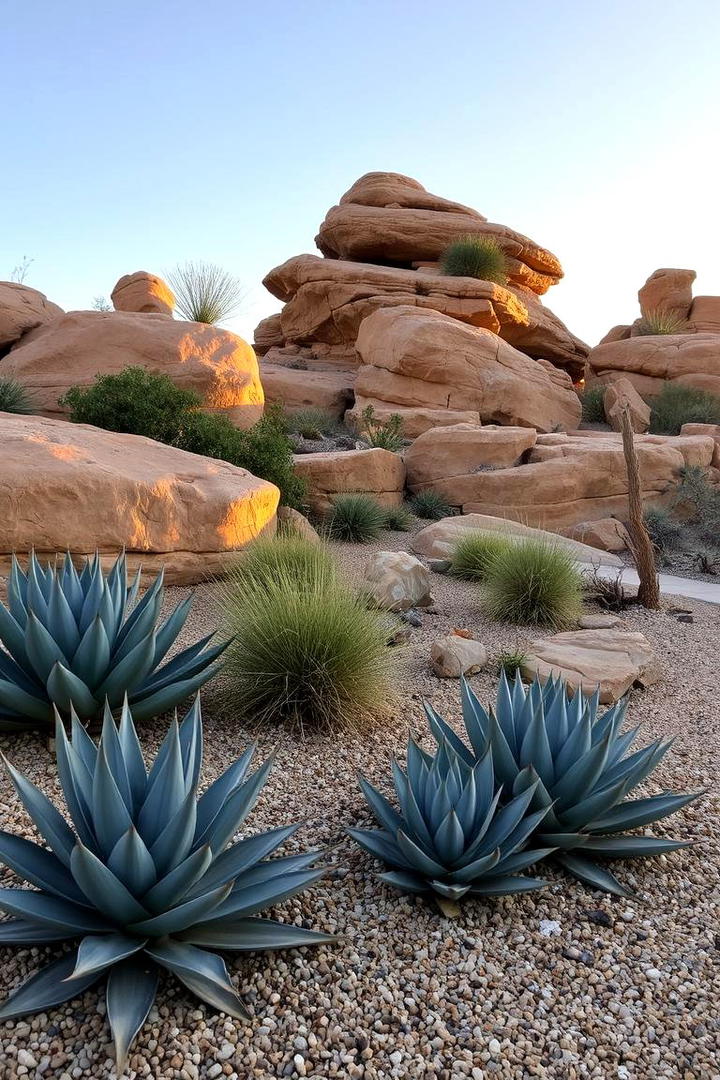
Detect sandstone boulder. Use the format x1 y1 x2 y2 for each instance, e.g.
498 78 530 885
0 414 279 584
563 517 631 553
598 325 632 345
688 296 720 334
0 282 63 350
681 422 720 467
363 550 433 612
603 377 651 433
338 172 483 216
405 423 537 499
292 447 406 514
3 310 264 428
430 633 488 678
261 363 354 418
276 506 322 543
638 268 695 320
585 334 720 398
111 271 175 316
578 614 622 630
520 629 659 703
411 514 623 568
253 313 284 353
351 307 581 438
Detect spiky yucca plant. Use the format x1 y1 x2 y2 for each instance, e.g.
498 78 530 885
348 737 552 916
426 673 698 895
0 697 331 1071
0 552 227 731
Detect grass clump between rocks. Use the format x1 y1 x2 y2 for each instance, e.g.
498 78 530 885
0 377 36 414
649 382 720 435
286 407 343 440
234 533 335 591
324 493 386 542
409 489 454 521
167 260 244 324
382 504 415 531
635 308 689 335
356 404 405 451
450 530 509 581
579 384 607 423
221 565 395 733
496 647 529 680
481 537 583 628
439 235 509 285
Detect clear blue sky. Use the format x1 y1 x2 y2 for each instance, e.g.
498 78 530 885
2 0 719 347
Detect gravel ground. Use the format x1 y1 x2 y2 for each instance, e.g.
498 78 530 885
1 528 719 1079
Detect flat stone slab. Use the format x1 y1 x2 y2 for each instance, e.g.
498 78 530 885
521 629 659 703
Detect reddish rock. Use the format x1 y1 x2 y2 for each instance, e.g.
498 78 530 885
405 423 537 499
638 268 695 320
111 271 175 316
598 324 632 345
0 282 63 349
603 377 651 433
688 296 720 333
253 313 284 354
585 334 720 398
293 447 406 514
260 363 354 418
563 518 631 553
338 172 484 216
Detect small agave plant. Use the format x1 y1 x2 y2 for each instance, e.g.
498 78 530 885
0 697 332 1071
426 672 699 895
0 551 227 731
348 736 554 917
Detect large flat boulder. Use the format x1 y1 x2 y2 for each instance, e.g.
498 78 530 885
3 310 264 428
585 333 720 397
520 629 659 703
405 423 537 495
411 514 623 568
0 282 63 350
349 306 581 438
293 447 406 513
0 414 279 584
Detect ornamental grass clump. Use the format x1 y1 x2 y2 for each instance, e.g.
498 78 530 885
348 737 552 916
409 489 454 521
426 673 699 895
0 552 226 731
439 236 509 285
579 385 606 424
324 494 386 543
480 537 583 628
221 567 395 734
635 308 689 336
450 531 509 581
0 377 35 414
233 534 336 592
167 261 244 324
382 504 415 532
0 697 332 1071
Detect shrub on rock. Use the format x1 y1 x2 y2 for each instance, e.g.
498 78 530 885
439 236 509 285
0 377 35 414
649 382 720 435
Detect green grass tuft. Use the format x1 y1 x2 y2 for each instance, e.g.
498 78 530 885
234 534 335 592
579 385 607 424
325 494 386 542
0 378 36 414
450 531 509 581
635 309 689 336
481 538 583 628
382 505 415 532
409 489 454 521
286 407 343 440
355 405 405 451
439 236 509 285
496 647 529 680
649 382 720 435
167 261 243 324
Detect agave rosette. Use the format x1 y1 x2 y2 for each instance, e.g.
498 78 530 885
348 736 553 914
425 672 698 895
0 697 331 1070
0 551 227 730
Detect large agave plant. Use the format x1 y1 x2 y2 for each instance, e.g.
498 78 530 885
426 672 698 895
348 736 553 916
0 697 332 1071
0 551 227 731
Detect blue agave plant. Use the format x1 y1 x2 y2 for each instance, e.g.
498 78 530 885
0 551 227 730
348 735 553 915
0 697 332 1071
426 673 698 895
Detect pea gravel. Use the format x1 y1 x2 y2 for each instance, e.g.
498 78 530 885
1 528 718 1079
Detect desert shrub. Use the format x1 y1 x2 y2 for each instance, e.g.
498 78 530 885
409 489 454 521
221 567 394 732
60 366 200 441
675 465 720 545
355 404 405 451
635 308 689 335
496 647 529 680
325 493 386 542
481 538 583 628
287 407 343 440
167 260 243 323
450 530 510 581
382 504 415 531
0 377 35 414
649 383 720 435
644 506 684 553
234 533 335 591
579 385 606 423
439 236 508 285
582 567 633 612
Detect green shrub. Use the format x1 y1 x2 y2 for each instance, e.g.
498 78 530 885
325 493 386 542
644 506 684 553
481 538 583 628
579 385 606 424
635 308 689 335
675 465 720 546
496 647 529 680
234 533 335 591
0 377 35 414
221 568 395 732
167 261 243 324
382 504 415 531
60 367 200 442
286 407 343 440
409 489 454 521
649 382 720 435
356 405 405 451
439 236 508 285
450 530 510 581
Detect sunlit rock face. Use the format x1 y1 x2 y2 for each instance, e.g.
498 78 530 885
0 281 63 350
4 310 264 428
585 334 720 398
111 271 175 316
0 414 278 584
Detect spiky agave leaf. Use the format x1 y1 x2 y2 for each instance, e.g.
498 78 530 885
0 551 228 730
425 672 699 895
0 696 333 1072
348 736 552 915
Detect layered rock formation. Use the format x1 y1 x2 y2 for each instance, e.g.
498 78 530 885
255 172 588 427
586 334 720 398
292 447 406 514
0 414 279 584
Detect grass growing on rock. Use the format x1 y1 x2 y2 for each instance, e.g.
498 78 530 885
649 382 720 435
286 407 344 440
481 537 583 628
325 494 386 542
579 385 607 423
409 489 454 521
167 260 244 324
0 377 35 414
635 308 689 335
439 235 509 284
450 531 509 581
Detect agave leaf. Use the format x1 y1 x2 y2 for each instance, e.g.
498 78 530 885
7 555 29 625
58 554 84 620
554 710 592 778
346 827 408 869
560 777 630 831
494 846 556 875
111 589 162 666
433 809 465 866
70 843 150 923
460 675 492 757
127 882 233 937
0 831 88 905
46 575 81 657
0 951 100 1022
447 847 501 883
554 851 632 895
396 829 447 878
138 719 185 844
0 918 76 944
579 835 693 858
201 868 326 923
98 704 133 812
468 874 548 896
26 558 50 621
107 827 157 896
135 637 227 697
70 616 112 695
479 784 538 852
46 663 100 719
357 774 404 837
0 680 52 723
117 696 148 811
2 756 77 866
0 604 31 670
0 887 111 932
113 571 164 652
78 558 105 635
106 955 160 1073
197 757 274 855
519 704 554 787
70 709 98 773
0 648 41 695
68 932 148 980
423 701 474 766
127 669 220 722
96 630 158 702
151 594 193 668
24 611 69 684
178 916 335 951
92 743 134 855
145 939 250 1020
142 845 213 913
377 869 428 894
188 824 299 897
588 792 700 835
149 787 198 877
53 713 95 847
178 695 203 795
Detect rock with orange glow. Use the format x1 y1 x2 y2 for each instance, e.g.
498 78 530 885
585 333 720 398
0 413 278 584
111 271 175 316
347 306 582 437
0 281 63 349
638 268 695 321
292 447 406 514
3 310 264 428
